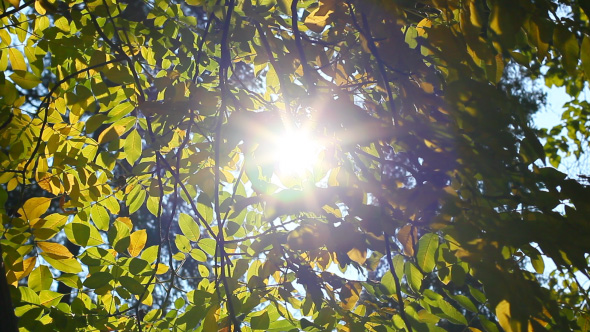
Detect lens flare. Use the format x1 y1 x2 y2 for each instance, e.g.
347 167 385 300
274 130 322 175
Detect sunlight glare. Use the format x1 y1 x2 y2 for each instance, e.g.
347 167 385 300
275 130 322 175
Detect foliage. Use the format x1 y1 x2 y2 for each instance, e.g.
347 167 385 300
1 0 590 331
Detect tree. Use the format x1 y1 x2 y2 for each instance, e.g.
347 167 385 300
1 0 590 331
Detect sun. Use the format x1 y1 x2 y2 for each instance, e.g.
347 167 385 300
274 130 322 176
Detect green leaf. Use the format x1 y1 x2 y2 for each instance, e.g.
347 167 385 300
437 297 468 325
10 70 41 89
64 221 104 247
380 270 396 295
404 262 423 293
83 271 113 289
179 213 200 242
250 311 270 330
119 275 145 295
580 35 590 79
124 129 143 165
416 233 438 273
554 26 580 76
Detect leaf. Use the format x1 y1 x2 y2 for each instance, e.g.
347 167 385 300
128 229 147 257
179 213 200 242
580 35 590 79
397 224 416 256
380 271 396 295
347 247 367 265
98 125 125 145
64 221 104 247
339 281 362 310
190 249 207 262
90 204 110 231
405 262 423 293
40 290 64 307
8 48 26 71
19 197 52 220
554 26 580 76
416 233 439 273
495 300 513 332
175 234 192 253
29 266 53 292
83 272 113 289
250 311 270 330
41 253 82 274
119 275 145 295
37 241 74 258
438 297 468 325
199 238 216 256
10 71 41 89
124 129 143 165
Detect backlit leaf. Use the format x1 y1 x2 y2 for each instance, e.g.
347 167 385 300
37 241 73 258
83 271 113 289
129 229 147 257
10 71 41 89
416 233 438 273
124 129 143 165
179 213 200 242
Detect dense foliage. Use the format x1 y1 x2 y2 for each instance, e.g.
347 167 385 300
1 0 590 331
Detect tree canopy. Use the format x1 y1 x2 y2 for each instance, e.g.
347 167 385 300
1 0 590 331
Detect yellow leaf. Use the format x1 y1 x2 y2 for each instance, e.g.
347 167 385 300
8 0 20 7
347 247 367 265
116 216 133 230
304 1 336 33
339 282 362 310
9 256 37 285
19 197 52 221
38 241 74 259
128 229 147 257
154 263 169 274
8 48 26 71
397 224 416 256
97 125 125 145
496 300 514 332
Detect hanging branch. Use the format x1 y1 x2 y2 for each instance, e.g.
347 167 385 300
346 1 397 125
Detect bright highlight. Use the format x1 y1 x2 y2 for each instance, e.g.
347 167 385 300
274 130 322 175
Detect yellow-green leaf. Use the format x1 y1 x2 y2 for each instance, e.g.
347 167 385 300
91 204 110 231
554 26 580 76
40 290 64 307
29 265 53 292
175 234 192 253
179 213 200 242
10 70 41 89
416 233 438 273
189 249 207 262
41 253 82 274
124 129 143 165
